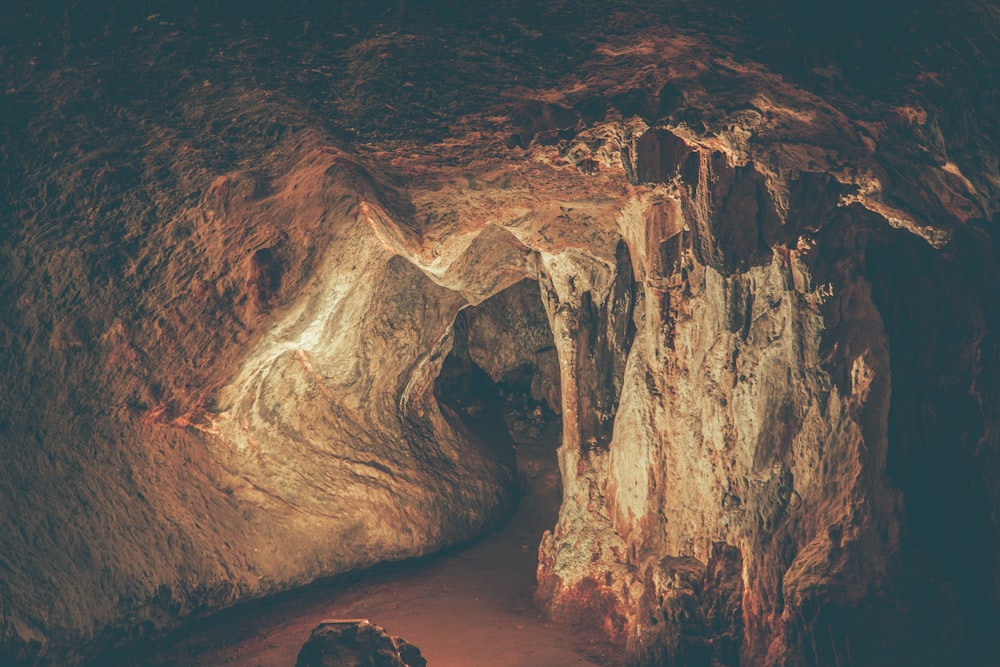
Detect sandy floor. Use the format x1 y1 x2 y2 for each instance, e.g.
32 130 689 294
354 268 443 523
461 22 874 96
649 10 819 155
115 443 622 667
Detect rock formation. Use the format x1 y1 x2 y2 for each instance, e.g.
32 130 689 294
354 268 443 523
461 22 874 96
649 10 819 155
295 620 425 667
0 1 997 665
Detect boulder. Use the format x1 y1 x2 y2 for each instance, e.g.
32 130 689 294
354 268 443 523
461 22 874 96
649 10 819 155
295 620 426 667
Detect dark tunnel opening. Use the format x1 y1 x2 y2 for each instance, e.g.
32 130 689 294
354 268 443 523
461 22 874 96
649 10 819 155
434 278 563 485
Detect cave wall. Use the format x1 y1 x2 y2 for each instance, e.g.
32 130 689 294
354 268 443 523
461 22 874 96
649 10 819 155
0 134 525 664
1 2 998 665
464 278 562 416
537 171 905 665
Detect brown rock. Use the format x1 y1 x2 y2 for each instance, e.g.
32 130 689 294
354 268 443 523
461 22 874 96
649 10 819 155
295 620 426 667
0 3 998 666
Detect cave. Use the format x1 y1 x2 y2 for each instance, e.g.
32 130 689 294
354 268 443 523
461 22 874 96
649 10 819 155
434 278 563 462
2 2 999 666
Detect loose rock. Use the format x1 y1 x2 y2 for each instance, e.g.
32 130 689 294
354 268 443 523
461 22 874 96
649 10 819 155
295 620 426 667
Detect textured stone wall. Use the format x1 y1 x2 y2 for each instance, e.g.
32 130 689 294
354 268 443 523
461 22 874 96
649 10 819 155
1 2 997 665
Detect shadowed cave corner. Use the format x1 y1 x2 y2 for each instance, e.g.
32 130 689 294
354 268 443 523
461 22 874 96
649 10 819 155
434 278 564 498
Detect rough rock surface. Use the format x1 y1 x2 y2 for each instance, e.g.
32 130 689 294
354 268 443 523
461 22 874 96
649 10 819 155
295 620 425 667
1 2 998 666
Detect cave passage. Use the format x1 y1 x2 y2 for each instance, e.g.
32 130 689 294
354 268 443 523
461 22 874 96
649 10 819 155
434 278 563 473
99 436 614 667
96 279 608 666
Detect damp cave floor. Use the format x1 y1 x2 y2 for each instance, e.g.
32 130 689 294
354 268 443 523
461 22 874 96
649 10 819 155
115 443 622 667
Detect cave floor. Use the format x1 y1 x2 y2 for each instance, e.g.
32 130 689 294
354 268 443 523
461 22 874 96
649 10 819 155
122 443 620 667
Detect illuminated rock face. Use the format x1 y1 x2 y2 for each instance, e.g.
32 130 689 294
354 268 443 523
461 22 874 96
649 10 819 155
1 2 998 665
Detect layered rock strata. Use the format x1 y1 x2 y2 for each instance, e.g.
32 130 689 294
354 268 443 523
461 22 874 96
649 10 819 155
1 2 997 665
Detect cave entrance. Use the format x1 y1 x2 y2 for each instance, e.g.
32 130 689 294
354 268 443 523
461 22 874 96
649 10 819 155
434 278 562 477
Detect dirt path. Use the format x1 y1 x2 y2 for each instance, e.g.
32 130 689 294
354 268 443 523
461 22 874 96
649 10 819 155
117 444 621 667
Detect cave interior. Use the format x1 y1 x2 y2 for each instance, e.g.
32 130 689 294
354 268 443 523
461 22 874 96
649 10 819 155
1 1 998 666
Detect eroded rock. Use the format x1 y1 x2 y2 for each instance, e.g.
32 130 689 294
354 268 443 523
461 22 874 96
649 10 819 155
295 620 426 667
0 2 998 666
